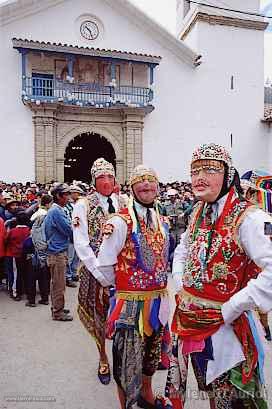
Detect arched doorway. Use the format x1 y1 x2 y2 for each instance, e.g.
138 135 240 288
64 132 116 183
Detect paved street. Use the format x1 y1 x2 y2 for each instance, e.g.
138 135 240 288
0 280 271 409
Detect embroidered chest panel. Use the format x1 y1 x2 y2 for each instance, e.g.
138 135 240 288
183 198 259 299
116 211 169 291
86 193 108 255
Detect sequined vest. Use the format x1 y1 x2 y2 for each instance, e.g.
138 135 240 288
85 193 120 256
183 188 260 303
115 208 169 293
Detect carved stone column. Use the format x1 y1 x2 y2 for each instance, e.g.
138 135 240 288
56 158 65 182
115 158 125 184
122 110 144 181
32 106 58 183
33 116 46 183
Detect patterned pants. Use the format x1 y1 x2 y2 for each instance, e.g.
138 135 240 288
77 265 109 351
113 327 162 409
165 336 267 409
191 359 257 409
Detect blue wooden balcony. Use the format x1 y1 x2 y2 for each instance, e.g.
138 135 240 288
22 76 153 108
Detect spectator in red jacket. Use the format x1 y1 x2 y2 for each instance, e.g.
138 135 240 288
6 212 31 300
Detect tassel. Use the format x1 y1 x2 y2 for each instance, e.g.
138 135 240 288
150 298 161 332
139 307 144 337
108 299 124 324
143 299 153 336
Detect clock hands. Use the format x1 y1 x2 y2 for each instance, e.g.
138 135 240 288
85 25 96 39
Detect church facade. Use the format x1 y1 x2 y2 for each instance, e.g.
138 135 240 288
0 0 270 183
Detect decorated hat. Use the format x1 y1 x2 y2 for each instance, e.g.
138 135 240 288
129 164 159 186
91 158 115 182
191 143 235 187
241 169 272 213
240 179 257 191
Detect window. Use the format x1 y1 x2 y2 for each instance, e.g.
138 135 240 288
32 73 53 97
184 0 191 17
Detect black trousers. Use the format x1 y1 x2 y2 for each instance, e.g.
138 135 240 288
26 260 50 303
15 257 27 297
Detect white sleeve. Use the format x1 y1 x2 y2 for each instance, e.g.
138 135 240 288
72 200 100 279
222 208 272 324
96 216 128 286
172 231 188 291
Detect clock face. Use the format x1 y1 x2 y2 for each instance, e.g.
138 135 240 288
80 20 99 40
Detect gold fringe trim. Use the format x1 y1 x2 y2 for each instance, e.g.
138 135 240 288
116 288 168 301
180 288 223 307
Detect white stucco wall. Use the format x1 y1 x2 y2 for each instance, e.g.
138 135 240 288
176 0 262 41
0 0 269 183
194 21 269 176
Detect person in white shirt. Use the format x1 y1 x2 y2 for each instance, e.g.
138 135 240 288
72 158 120 385
74 164 171 409
168 143 272 409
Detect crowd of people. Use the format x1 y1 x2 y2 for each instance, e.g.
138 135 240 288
1 145 272 409
0 178 194 309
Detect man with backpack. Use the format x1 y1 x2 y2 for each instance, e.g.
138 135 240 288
27 194 53 307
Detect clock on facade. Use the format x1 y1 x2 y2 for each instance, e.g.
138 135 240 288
80 20 99 40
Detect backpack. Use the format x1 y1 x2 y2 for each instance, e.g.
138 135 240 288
31 215 47 252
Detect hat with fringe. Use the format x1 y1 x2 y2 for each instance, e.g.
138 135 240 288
91 158 115 182
191 143 235 187
129 164 159 186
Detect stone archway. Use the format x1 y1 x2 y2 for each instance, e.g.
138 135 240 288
64 132 116 183
32 105 145 184
57 124 125 183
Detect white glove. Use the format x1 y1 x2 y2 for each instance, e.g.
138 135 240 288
92 267 112 287
221 300 242 325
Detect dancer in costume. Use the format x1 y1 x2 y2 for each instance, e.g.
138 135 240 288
82 164 172 409
72 158 121 385
241 171 272 341
167 143 272 409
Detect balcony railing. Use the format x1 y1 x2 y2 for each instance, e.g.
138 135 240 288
22 76 153 107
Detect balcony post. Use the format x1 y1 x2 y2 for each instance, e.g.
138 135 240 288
21 49 28 94
110 61 116 82
67 55 75 80
110 60 116 102
149 64 155 102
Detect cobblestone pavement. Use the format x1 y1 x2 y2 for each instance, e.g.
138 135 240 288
0 279 271 409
